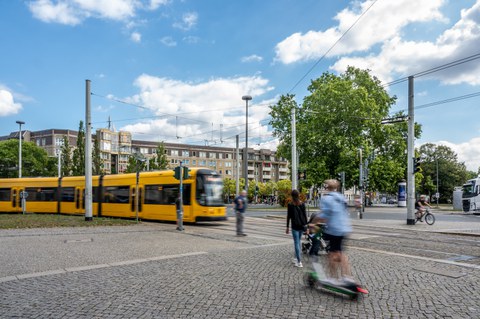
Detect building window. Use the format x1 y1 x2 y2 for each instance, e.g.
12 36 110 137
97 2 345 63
183 159 189 165
199 152 207 158
199 160 206 166
183 150 189 157
192 160 196 165
55 137 64 146
209 152 216 158
171 150 179 156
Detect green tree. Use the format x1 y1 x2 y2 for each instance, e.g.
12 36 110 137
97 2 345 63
60 136 73 177
149 142 169 170
72 121 85 176
0 140 56 177
417 143 469 203
125 154 147 173
269 67 421 194
92 135 104 175
223 177 236 202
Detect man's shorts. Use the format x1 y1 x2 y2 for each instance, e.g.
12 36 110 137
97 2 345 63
323 233 344 252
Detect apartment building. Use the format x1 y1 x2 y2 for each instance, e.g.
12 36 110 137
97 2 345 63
1 127 289 182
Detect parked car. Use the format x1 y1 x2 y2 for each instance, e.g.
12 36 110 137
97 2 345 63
387 198 397 205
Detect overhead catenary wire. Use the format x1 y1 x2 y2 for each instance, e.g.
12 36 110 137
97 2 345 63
383 52 480 88
288 0 379 94
389 90 480 116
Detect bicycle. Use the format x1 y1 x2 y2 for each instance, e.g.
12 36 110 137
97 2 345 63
415 207 435 225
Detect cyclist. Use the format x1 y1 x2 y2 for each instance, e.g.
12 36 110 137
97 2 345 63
415 195 432 222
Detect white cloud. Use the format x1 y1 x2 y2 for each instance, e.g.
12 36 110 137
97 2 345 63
28 0 83 25
160 36 177 47
173 12 198 30
331 1 480 85
241 55 263 63
131 31 142 42
0 89 23 117
433 139 480 172
183 35 200 44
120 74 274 145
275 0 446 64
27 0 167 25
147 0 169 10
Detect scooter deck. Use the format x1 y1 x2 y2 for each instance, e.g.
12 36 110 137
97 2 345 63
304 271 368 299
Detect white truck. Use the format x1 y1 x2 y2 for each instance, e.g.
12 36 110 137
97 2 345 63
462 176 480 214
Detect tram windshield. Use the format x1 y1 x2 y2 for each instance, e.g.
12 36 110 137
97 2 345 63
196 171 224 206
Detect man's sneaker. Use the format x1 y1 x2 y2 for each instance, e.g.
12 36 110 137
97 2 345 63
295 261 303 268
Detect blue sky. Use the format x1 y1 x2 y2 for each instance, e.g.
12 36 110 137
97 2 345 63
1 0 480 171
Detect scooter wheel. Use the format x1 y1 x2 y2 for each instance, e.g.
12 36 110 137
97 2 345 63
304 273 315 288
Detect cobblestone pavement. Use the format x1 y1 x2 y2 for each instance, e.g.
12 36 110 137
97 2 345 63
1 217 479 318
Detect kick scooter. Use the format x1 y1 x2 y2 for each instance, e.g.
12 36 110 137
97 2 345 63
303 257 368 300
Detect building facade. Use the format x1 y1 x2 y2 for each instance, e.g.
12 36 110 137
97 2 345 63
1 127 290 183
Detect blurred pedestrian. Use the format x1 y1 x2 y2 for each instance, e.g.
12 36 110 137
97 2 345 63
234 190 248 236
286 189 308 268
318 179 354 285
175 196 184 231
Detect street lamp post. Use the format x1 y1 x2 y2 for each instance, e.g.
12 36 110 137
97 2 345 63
16 120 25 178
242 95 252 195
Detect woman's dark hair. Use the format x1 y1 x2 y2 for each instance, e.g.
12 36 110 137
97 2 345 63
291 189 301 205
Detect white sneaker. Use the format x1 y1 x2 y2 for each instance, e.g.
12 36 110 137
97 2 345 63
341 277 357 285
322 278 340 286
295 261 303 268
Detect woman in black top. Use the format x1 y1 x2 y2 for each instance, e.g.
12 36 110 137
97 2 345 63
286 189 308 268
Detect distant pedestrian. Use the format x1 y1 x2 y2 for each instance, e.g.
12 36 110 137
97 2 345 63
234 190 248 236
286 189 308 268
175 197 184 231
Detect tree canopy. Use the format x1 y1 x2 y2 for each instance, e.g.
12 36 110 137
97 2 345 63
417 143 471 203
269 66 421 194
0 139 57 178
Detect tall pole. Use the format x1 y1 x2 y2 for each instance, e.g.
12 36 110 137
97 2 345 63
407 76 415 225
58 149 62 177
85 79 93 221
436 157 439 208
359 148 364 214
236 135 240 196
291 107 297 190
242 95 252 194
16 121 25 178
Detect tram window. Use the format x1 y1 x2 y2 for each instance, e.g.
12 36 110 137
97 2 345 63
103 186 130 204
25 187 57 201
145 184 191 205
0 188 10 201
61 187 75 202
92 187 100 203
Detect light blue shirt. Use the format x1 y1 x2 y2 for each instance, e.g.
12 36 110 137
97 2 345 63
319 192 352 236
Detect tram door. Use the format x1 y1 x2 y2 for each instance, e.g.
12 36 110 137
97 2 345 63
130 185 143 219
74 187 85 215
8 188 23 213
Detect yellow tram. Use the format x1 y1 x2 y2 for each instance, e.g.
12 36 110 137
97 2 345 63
0 168 227 223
